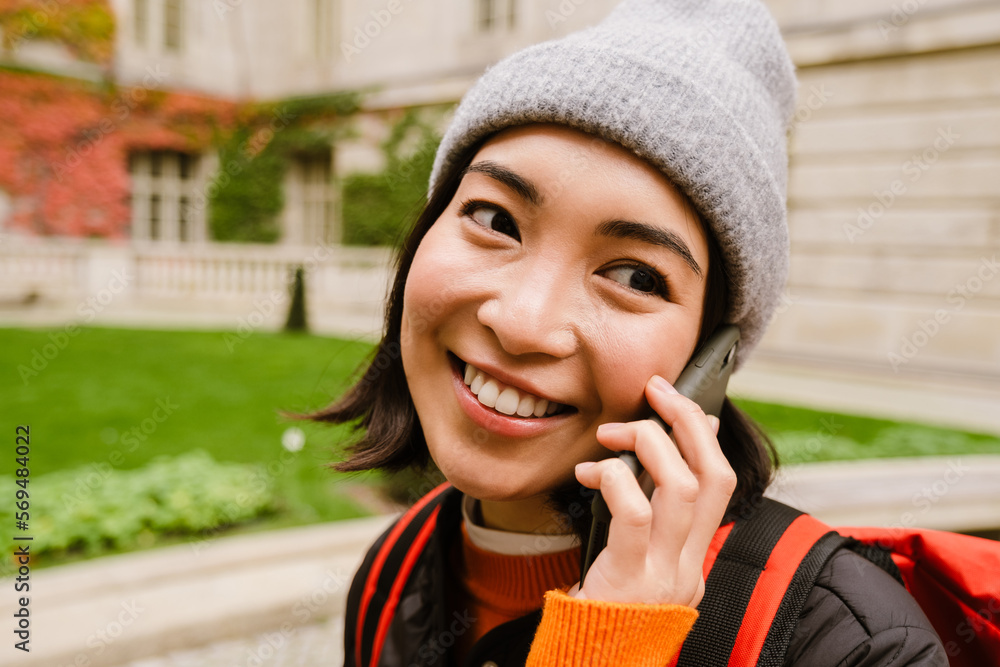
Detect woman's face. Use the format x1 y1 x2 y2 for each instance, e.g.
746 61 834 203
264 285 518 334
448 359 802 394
401 124 710 502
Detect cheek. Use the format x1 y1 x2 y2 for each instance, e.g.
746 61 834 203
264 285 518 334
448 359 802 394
589 319 701 417
401 229 458 338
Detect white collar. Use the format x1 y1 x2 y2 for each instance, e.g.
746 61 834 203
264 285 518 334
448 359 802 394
461 494 580 556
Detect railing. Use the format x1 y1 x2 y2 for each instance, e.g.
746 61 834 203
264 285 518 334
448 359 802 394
0 240 86 297
0 238 394 337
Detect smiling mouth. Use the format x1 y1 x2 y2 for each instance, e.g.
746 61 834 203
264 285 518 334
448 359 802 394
457 358 571 419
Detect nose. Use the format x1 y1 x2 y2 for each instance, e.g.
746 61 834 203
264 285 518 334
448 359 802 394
477 260 579 359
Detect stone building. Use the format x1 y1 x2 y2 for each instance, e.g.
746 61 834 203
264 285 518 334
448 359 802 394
4 0 999 425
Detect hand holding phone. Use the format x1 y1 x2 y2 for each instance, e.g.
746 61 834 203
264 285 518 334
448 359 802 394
579 325 739 584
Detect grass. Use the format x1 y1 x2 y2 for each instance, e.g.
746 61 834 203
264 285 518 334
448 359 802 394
3 326 998 566
2 326 381 567
735 399 1000 464
4 326 371 473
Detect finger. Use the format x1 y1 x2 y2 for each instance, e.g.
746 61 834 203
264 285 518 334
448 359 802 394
645 377 737 561
575 456 651 574
596 420 699 564
645 376 727 474
645 376 735 499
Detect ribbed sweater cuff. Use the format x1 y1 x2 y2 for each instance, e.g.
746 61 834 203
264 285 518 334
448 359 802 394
526 590 697 666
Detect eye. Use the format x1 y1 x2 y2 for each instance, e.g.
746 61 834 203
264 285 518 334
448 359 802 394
459 200 521 241
602 264 668 298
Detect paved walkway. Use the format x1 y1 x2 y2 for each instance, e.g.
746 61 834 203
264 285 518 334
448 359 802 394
1 515 394 667
3 455 999 667
123 617 345 667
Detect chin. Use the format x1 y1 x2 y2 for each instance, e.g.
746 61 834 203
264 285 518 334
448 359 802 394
431 454 552 502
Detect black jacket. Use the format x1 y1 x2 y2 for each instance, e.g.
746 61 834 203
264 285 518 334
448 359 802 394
343 488 948 666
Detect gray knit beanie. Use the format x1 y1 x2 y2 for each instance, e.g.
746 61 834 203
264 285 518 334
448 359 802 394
429 0 796 367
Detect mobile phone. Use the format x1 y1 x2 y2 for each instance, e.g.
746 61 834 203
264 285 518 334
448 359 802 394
579 324 740 584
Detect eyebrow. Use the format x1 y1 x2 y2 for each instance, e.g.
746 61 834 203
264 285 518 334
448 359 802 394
595 219 703 277
463 161 543 207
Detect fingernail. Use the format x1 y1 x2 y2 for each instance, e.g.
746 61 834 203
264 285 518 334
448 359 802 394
576 461 596 472
651 375 678 394
707 414 720 435
597 422 625 433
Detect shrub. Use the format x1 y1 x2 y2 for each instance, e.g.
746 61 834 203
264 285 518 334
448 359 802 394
5 450 275 557
284 265 308 332
341 112 440 247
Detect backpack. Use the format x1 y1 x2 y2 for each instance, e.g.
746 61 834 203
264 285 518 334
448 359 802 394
670 497 1000 667
352 486 1000 667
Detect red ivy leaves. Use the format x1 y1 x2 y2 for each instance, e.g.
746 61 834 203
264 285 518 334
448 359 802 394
0 71 237 237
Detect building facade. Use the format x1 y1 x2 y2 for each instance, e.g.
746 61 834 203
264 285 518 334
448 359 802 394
2 0 998 415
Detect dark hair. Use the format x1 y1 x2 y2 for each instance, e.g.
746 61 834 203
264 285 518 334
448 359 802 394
300 129 777 533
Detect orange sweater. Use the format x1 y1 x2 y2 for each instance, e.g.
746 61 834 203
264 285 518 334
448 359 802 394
452 523 698 666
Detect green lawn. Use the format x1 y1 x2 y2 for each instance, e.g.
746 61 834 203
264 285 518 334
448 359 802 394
2 326 381 566
3 326 998 565
4 326 373 473
735 398 1000 464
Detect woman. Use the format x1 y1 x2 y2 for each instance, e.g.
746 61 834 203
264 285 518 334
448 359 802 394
309 0 948 664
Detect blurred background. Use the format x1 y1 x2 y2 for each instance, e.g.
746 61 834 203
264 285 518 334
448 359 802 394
1 0 998 664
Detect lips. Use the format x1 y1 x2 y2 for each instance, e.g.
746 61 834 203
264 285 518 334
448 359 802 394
447 352 575 424
462 361 568 418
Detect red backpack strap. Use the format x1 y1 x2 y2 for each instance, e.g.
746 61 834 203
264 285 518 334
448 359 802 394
675 498 841 667
353 482 453 667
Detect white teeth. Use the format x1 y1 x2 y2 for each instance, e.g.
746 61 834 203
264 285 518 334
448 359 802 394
495 388 520 415
477 380 500 408
462 362 565 418
516 395 535 417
